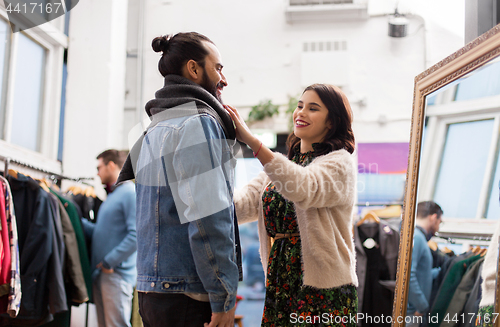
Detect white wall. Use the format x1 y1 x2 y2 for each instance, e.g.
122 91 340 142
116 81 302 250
59 0 466 185
120 0 463 145
63 0 128 189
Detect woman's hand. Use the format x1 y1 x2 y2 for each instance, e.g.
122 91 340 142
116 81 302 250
224 105 260 148
225 104 274 165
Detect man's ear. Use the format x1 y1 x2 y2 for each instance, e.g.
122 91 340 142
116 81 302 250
184 59 202 82
108 161 118 171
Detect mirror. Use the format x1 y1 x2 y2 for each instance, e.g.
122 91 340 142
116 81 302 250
393 24 500 327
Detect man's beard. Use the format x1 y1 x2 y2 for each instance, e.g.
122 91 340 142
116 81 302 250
200 69 224 104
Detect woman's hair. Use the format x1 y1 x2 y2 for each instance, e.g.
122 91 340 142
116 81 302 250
286 83 355 159
151 32 214 77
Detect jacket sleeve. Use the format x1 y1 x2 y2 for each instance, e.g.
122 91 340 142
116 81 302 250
262 150 355 209
233 171 268 225
80 218 95 242
171 115 238 313
59 201 88 303
18 188 54 316
407 236 430 313
46 195 68 314
102 186 137 269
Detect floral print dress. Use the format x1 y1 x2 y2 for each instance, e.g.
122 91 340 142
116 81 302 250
261 146 358 327
476 305 494 327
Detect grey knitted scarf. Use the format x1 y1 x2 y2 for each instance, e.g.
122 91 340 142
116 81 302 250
117 74 236 184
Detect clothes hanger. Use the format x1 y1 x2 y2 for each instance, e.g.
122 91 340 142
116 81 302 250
7 169 18 179
356 211 381 226
85 186 96 198
472 246 482 254
371 205 402 219
43 177 60 191
38 180 51 193
66 185 83 195
442 246 452 254
427 240 438 251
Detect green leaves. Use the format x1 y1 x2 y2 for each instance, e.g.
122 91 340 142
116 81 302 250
247 100 279 123
286 95 299 132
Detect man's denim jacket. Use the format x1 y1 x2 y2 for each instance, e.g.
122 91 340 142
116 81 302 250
135 107 239 313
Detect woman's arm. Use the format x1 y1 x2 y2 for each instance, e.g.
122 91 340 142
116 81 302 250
263 150 355 209
233 171 268 225
225 104 355 210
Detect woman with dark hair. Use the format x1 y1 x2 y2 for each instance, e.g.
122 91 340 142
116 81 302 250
226 84 358 326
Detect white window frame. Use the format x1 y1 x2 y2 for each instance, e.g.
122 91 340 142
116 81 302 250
0 6 67 174
418 90 500 237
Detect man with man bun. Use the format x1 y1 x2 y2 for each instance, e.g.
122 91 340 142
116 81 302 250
118 32 241 327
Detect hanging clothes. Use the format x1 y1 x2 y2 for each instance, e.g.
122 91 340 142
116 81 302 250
50 190 92 301
0 181 11 315
1 173 67 325
69 192 102 223
45 192 67 316
47 194 65 271
458 263 483 327
428 253 482 327
0 176 21 318
427 251 465 316
354 222 399 326
55 199 88 304
440 257 484 327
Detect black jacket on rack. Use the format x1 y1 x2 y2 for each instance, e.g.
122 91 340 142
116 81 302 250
1 174 67 326
70 193 102 222
355 222 399 327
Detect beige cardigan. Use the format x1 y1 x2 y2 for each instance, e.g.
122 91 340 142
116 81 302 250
234 149 358 289
480 220 500 307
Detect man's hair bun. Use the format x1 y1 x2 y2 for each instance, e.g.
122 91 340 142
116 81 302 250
152 35 171 53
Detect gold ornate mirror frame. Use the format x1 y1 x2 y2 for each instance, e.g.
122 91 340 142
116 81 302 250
392 23 500 327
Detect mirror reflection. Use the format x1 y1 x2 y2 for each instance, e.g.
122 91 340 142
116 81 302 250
354 143 408 326
407 56 500 327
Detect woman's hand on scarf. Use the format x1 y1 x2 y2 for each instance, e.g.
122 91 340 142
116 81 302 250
224 105 260 149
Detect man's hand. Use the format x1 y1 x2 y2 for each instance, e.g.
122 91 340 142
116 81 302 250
96 262 114 274
204 306 236 327
414 311 423 316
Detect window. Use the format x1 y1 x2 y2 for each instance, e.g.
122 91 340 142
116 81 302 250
285 0 368 23
10 32 46 151
433 120 495 218
420 57 500 222
0 9 67 171
486 154 500 219
0 19 9 138
289 0 353 5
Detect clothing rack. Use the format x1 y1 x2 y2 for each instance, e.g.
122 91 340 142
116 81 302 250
0 155 94 186
356 201 404 206
434 232 493 247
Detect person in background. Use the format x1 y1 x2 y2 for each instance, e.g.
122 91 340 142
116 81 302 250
407 201 443 327
227 83 358 326
81 149 137 327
